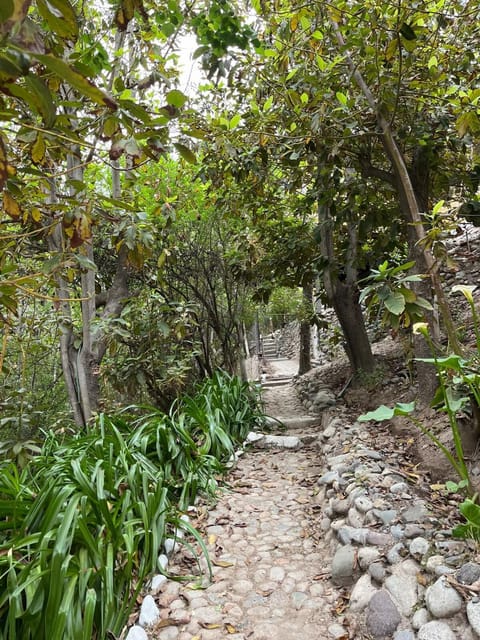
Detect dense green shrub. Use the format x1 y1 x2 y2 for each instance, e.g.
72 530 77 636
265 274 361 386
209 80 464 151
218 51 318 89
0 371 263 639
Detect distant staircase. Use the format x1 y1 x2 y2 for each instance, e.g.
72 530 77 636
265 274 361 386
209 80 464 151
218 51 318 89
261 334 281 360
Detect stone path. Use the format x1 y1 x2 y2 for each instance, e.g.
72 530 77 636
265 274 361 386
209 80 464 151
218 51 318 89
152 445 341 640
127 360 345 640
127 354 480 640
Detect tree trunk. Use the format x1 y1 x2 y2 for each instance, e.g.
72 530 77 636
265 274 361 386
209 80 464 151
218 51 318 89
298 284 313 375
317 197 376 378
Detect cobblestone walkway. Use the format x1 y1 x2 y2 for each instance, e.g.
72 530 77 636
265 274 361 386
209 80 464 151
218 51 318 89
147 443 341 640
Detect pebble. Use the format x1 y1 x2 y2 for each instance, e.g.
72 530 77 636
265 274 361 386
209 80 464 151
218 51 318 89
467 600 480 635
331 545 357 586
139 595 160 627
425 576 463 618
409 536 430 559
126 627 148 640
417 620 457 640
458 562 480 585
349 574 377 612
366 590 401 638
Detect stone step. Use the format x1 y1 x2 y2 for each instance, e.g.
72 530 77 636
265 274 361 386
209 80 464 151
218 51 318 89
262 378 292 388
265 415 320 431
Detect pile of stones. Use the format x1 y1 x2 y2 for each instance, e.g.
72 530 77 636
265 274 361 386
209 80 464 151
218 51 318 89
317 407 480 639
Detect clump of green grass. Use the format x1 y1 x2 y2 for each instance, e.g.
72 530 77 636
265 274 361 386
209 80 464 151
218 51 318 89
0 370 263 639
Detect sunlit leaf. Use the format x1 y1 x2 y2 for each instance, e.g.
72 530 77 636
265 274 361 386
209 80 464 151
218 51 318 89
3 191 21 219
31 134 46 164
166 89 188 109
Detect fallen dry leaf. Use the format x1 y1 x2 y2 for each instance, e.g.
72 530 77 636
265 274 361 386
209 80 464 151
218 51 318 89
199 622 222 629
225 623 237 633
212 559 235 567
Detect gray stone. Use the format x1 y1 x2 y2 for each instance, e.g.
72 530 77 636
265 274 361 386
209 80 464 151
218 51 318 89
312 388 336 409
164 537 177 556
409 536 430 560
401 502 430 523
158 553 169 571
126 626 149 640
260 434 302 449
355 495 374 513
357 547 381 570
368 562 387 583
331 498 351 515
319 470 341 485
387 543 407 564
349 574 377 612
372 508 398 525
404 523 426 538
245 431 264 443
358 448 384 461
366 530 393 546
417 620 456 640
412 607 430 630
394 632 415 640
458 562 480 585
328 623 349 639
323 425 336 439
467 599 480 635
435 564 455 576
385 561 419 616
347 507 365 528
337 526 368 545
390 481 409 494
425 576 463 618
426 554 445 574
331 544 357 586
150 574 168 593
390 524 405 541
366 590 401 638
139 595 161 627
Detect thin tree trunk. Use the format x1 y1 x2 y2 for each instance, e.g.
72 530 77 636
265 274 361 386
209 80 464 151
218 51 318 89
298 283 312 375
317 195 376 377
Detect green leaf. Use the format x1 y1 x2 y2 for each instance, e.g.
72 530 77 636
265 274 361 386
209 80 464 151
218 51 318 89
229 113 241 129
24 74 56 127
263 96 273 112
414 296 433 311
459 499 480 527
166 90 188 109
400 23 416 40
358 401 415 422
37 0 79 40
335 91 348 106
416 354 463 371
174 143 196 164
384 291 405 315
33 54 117 110
0 0 14 22
358 405 395 422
